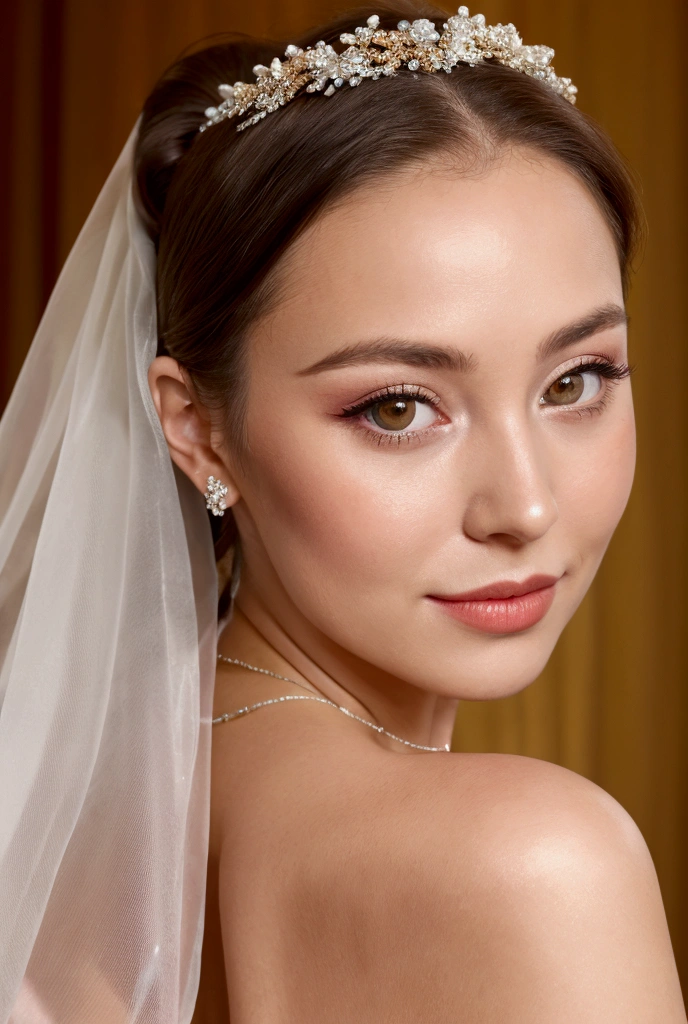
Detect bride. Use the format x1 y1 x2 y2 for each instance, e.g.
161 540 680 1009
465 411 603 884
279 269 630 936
1 3 685 1022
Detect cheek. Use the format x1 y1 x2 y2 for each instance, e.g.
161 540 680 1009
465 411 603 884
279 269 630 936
241 410 453 633
249 439 438 582
557 402 636 562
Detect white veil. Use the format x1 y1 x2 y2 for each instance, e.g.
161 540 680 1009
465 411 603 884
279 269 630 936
0 118 217 1022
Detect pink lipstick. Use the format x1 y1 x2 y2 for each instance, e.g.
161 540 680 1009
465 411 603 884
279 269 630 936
427 574 560 634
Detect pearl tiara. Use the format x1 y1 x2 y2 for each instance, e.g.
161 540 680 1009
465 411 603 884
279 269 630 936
199 6 577 134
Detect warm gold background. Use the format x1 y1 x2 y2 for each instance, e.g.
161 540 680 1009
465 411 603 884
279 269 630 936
2 0 686 995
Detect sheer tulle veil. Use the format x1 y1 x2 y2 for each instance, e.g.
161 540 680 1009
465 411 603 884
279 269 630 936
0 118 218 1022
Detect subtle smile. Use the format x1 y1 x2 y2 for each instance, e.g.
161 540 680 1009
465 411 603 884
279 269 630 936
426 574 561 634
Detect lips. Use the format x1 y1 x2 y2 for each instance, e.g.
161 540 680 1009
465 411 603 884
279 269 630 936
431 574 560 603
427 574 561 634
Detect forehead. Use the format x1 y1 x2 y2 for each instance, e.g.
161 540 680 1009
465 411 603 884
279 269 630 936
255 147 622 366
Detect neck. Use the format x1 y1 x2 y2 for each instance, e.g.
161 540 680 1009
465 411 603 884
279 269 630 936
217 570 458 754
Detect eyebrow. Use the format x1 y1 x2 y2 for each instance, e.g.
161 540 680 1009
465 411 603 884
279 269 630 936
295 303 628 376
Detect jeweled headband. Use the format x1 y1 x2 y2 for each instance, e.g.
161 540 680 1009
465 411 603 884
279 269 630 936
199 5 577 134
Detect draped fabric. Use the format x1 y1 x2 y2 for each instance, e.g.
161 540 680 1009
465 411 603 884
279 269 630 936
2 0 686 996
0 121 218 1021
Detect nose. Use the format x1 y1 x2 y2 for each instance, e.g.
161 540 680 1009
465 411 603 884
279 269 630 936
461 418 559 546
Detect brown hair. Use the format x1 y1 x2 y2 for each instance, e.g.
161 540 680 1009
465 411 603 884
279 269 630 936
134 1 643 608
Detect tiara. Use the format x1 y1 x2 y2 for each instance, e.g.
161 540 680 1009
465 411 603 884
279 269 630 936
199 6 577 134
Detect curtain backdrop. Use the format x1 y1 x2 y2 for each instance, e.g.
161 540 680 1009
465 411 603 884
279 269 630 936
2 0 686 996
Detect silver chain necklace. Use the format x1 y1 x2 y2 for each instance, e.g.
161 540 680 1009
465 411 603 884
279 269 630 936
214 654 451 753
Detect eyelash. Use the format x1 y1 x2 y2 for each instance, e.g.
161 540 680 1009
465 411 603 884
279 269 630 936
340 383 441 448
338 357 633 447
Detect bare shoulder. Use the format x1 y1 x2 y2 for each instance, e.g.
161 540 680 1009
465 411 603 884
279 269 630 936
411 749 653 869
348 751 686 1022
217 704 646 870
214 708 686 1021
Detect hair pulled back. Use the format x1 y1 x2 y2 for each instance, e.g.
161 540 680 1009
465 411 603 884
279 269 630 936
134 1 642 609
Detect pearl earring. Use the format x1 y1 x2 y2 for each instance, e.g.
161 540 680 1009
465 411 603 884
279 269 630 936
204 475 228 516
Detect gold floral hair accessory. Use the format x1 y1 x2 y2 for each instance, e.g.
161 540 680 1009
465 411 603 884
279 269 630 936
199 6 577 134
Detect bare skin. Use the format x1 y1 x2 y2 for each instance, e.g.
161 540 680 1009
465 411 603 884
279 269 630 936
150 148 687 1021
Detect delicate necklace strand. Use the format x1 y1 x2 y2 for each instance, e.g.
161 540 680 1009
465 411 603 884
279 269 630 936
215 654 451 753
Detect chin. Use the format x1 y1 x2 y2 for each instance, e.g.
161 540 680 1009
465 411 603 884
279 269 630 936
448 660 552 702
407 616 569 702
406 574 591 701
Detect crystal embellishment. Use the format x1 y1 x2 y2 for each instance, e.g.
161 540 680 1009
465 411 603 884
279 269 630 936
199 6 577 134
204 475 228 516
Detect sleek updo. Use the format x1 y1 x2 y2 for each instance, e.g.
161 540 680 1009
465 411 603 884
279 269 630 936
134 1 642 611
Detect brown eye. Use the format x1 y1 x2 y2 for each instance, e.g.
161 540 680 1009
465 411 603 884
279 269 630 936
347 390 440 437
369 398 417 430
542 371 602 406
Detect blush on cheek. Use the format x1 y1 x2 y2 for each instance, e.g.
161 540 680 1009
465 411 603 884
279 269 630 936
563 411 636 568
601 411 636 521
261 463 403 569
247 433 442 599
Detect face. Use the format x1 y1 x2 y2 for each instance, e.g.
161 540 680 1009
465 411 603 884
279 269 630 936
220 147 635 700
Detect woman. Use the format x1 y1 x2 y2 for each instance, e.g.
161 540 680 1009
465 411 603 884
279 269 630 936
1 2 685 1022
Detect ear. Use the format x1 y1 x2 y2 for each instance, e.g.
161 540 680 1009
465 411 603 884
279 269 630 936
147 355 241 505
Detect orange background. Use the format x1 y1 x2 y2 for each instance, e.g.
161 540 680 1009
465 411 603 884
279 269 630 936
2 0 686 995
